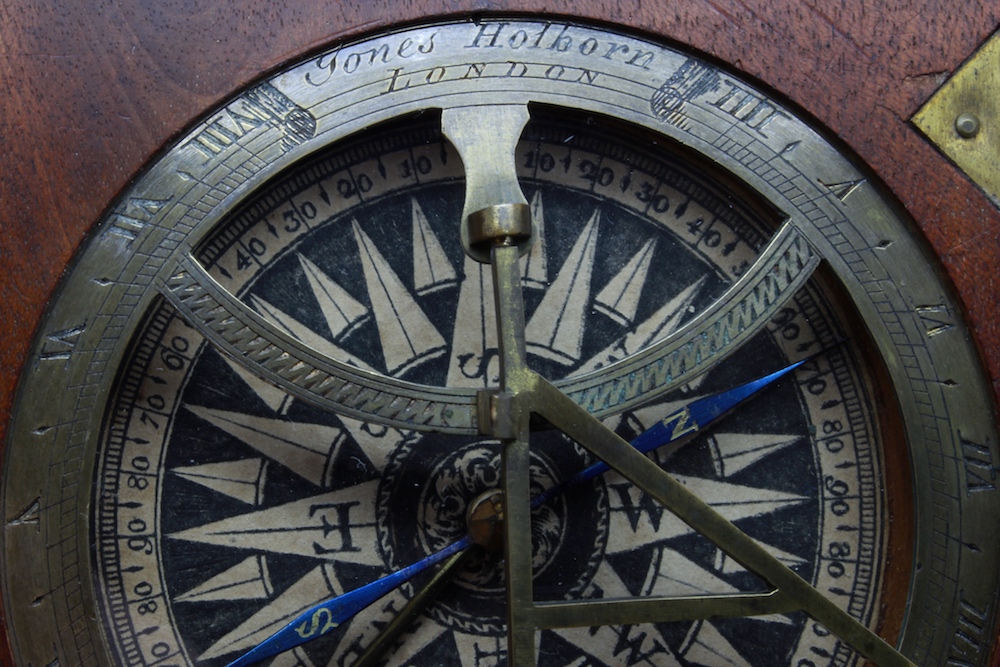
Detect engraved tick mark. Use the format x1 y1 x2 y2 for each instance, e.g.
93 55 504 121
779 141 800 157
8 498 40 528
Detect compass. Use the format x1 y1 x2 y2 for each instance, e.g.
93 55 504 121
2 8 999 667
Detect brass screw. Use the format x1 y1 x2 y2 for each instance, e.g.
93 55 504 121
955 112 981 138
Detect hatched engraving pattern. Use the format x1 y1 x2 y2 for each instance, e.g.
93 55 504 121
561 224 819 414
161 262 479 433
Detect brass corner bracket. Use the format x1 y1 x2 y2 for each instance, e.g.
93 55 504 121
914 31 1000 205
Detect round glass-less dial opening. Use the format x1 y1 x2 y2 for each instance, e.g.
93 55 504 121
93 110 899 667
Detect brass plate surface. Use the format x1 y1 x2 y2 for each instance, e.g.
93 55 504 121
914 31 1000 206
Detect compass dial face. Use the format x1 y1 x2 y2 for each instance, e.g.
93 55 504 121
3 18 998 667
95 115 888 667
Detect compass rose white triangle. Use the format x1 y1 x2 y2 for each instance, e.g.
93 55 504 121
604 473 808 546
628 398 806 478
680 620 753 667
336 414 405 472
595 238 656 326
249 294 374 371
270 647 315 667
712 540 807 574
372 620 504 667
175 554 273 603
642 544 798 625
579 275 706 372
555 561 681 666
332 588 419 667
221 353 294 414
186 405 347 488
199 563 340 660
171 458 267 505
525 209 600 365
452 631 509 667
619 273 707 351
708 432 804 477
641 545 743 597
609 394 711 454
447 255 499 387
521 189 548 289
351 219 446 375
297 253 370 339
169 481 381 563
411 197 457 295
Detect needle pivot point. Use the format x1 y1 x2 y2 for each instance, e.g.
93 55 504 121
467 489 505 552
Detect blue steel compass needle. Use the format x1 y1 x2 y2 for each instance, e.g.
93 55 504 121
223 352 818 667
530 351 819 509
222 537 473 667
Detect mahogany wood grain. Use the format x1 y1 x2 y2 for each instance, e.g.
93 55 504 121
1 1 998 664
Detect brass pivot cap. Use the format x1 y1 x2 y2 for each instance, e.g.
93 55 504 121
466 489 505 552
467 203 533 258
